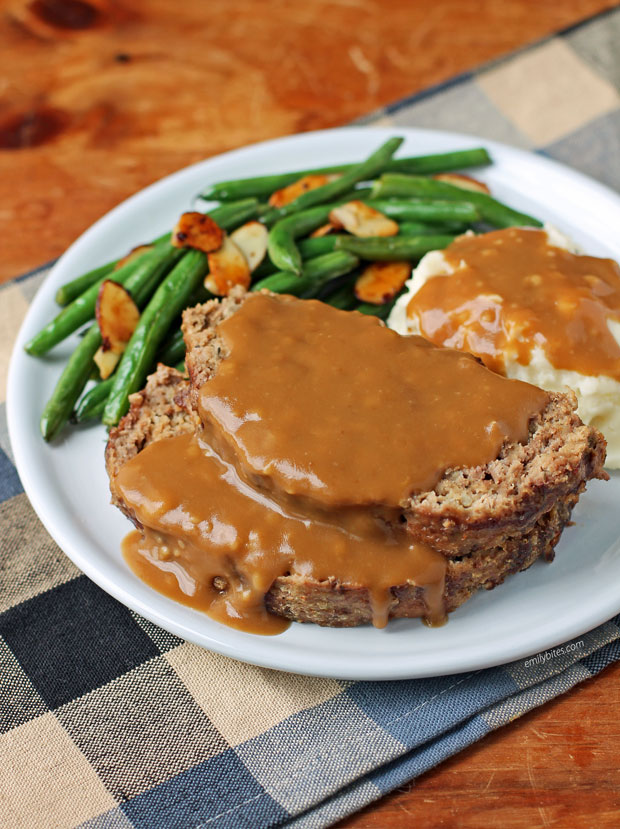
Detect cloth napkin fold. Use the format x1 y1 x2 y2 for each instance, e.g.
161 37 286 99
1 8 619 828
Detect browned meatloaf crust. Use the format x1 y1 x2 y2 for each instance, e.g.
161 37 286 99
105 319 606 626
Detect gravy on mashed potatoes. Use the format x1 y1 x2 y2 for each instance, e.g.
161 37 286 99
389 227 620 468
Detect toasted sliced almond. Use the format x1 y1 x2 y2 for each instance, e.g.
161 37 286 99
205 235 251 296
268 173 339 207
172 211 224 253
95 280 140 378
94 347 121 380
230 221 268 272
329 201 398 238
354 261 411 305
114 244 153 271
433 173 490 194
310 222 337 238
96 280 140 351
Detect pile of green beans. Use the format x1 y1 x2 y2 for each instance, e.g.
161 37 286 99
334 234 456 261
102 250 209 425
371 174 542 228
53 199 259 308
40 244 185 440
201 147 492 201
260 137 404 227
252 251 361 296
26 137 541 441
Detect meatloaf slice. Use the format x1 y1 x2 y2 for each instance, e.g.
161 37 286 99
181 291 607 559
105 364 198 519
105 358 602 627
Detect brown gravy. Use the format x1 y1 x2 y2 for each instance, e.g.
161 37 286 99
406 228 620 379
119 294 550 634
198 293 548 506
119 432 447 633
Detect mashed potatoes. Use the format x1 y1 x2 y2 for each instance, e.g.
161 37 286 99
388 226 620 468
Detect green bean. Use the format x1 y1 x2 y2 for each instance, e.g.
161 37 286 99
356 299 397 319
40 246 182 440
365 199 480 224
55 234 174 307
261 137 403 227
398 220 468 236
88 363 102 382
32 197 261 355
298 235 340 259
252 251 359 295
74 378 114 423
251 258 278 281
334 234 455 261
371 174 541 228
53 198 258 308
266 191 473 277
55 262 115 307
260 190 371 278
54 231 173 307
76 321 190 424
267 205 340 275
157 327 186 366
254 232 341 278
40 326 103 440
103 250 208 426
258 224 455 283
26 241 181 357
261 187 372 231
210 198 262 231
323 283 357 310
201 147 491 201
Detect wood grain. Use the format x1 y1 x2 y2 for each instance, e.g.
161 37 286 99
341 661 620 828
3 2 619 826
0 0 616 280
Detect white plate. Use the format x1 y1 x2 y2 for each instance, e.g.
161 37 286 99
7 127 620 680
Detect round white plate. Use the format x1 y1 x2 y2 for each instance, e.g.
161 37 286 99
7 127 620 680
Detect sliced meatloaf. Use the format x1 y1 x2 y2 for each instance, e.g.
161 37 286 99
182 291 607 560
105 364 198 519
105 309 606 626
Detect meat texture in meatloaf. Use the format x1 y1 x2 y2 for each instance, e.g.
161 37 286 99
105 359 600 626
103 289 607 627
105 363 199 519
182 290 607 558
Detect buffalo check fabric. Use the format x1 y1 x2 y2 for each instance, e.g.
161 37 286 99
2 8 620 828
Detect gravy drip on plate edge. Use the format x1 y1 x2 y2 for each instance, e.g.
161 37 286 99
117 293 550 634
406 228 620 380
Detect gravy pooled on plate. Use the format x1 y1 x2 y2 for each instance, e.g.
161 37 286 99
116 294 549 634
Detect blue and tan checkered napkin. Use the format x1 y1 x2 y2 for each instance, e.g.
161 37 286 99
2 9 620 828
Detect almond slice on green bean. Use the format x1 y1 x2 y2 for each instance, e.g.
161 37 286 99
354 260 411 304
230 221 268 272
329 200 399 238
94 280 140 379
114 244 154 271
433 172 490 194
172 211 224 253
268 173 340 208
206 236 251 295
310 222 337 238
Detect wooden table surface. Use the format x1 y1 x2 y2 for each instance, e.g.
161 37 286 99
2 0 619 825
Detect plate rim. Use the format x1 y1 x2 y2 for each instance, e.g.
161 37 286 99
7 124 620 680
